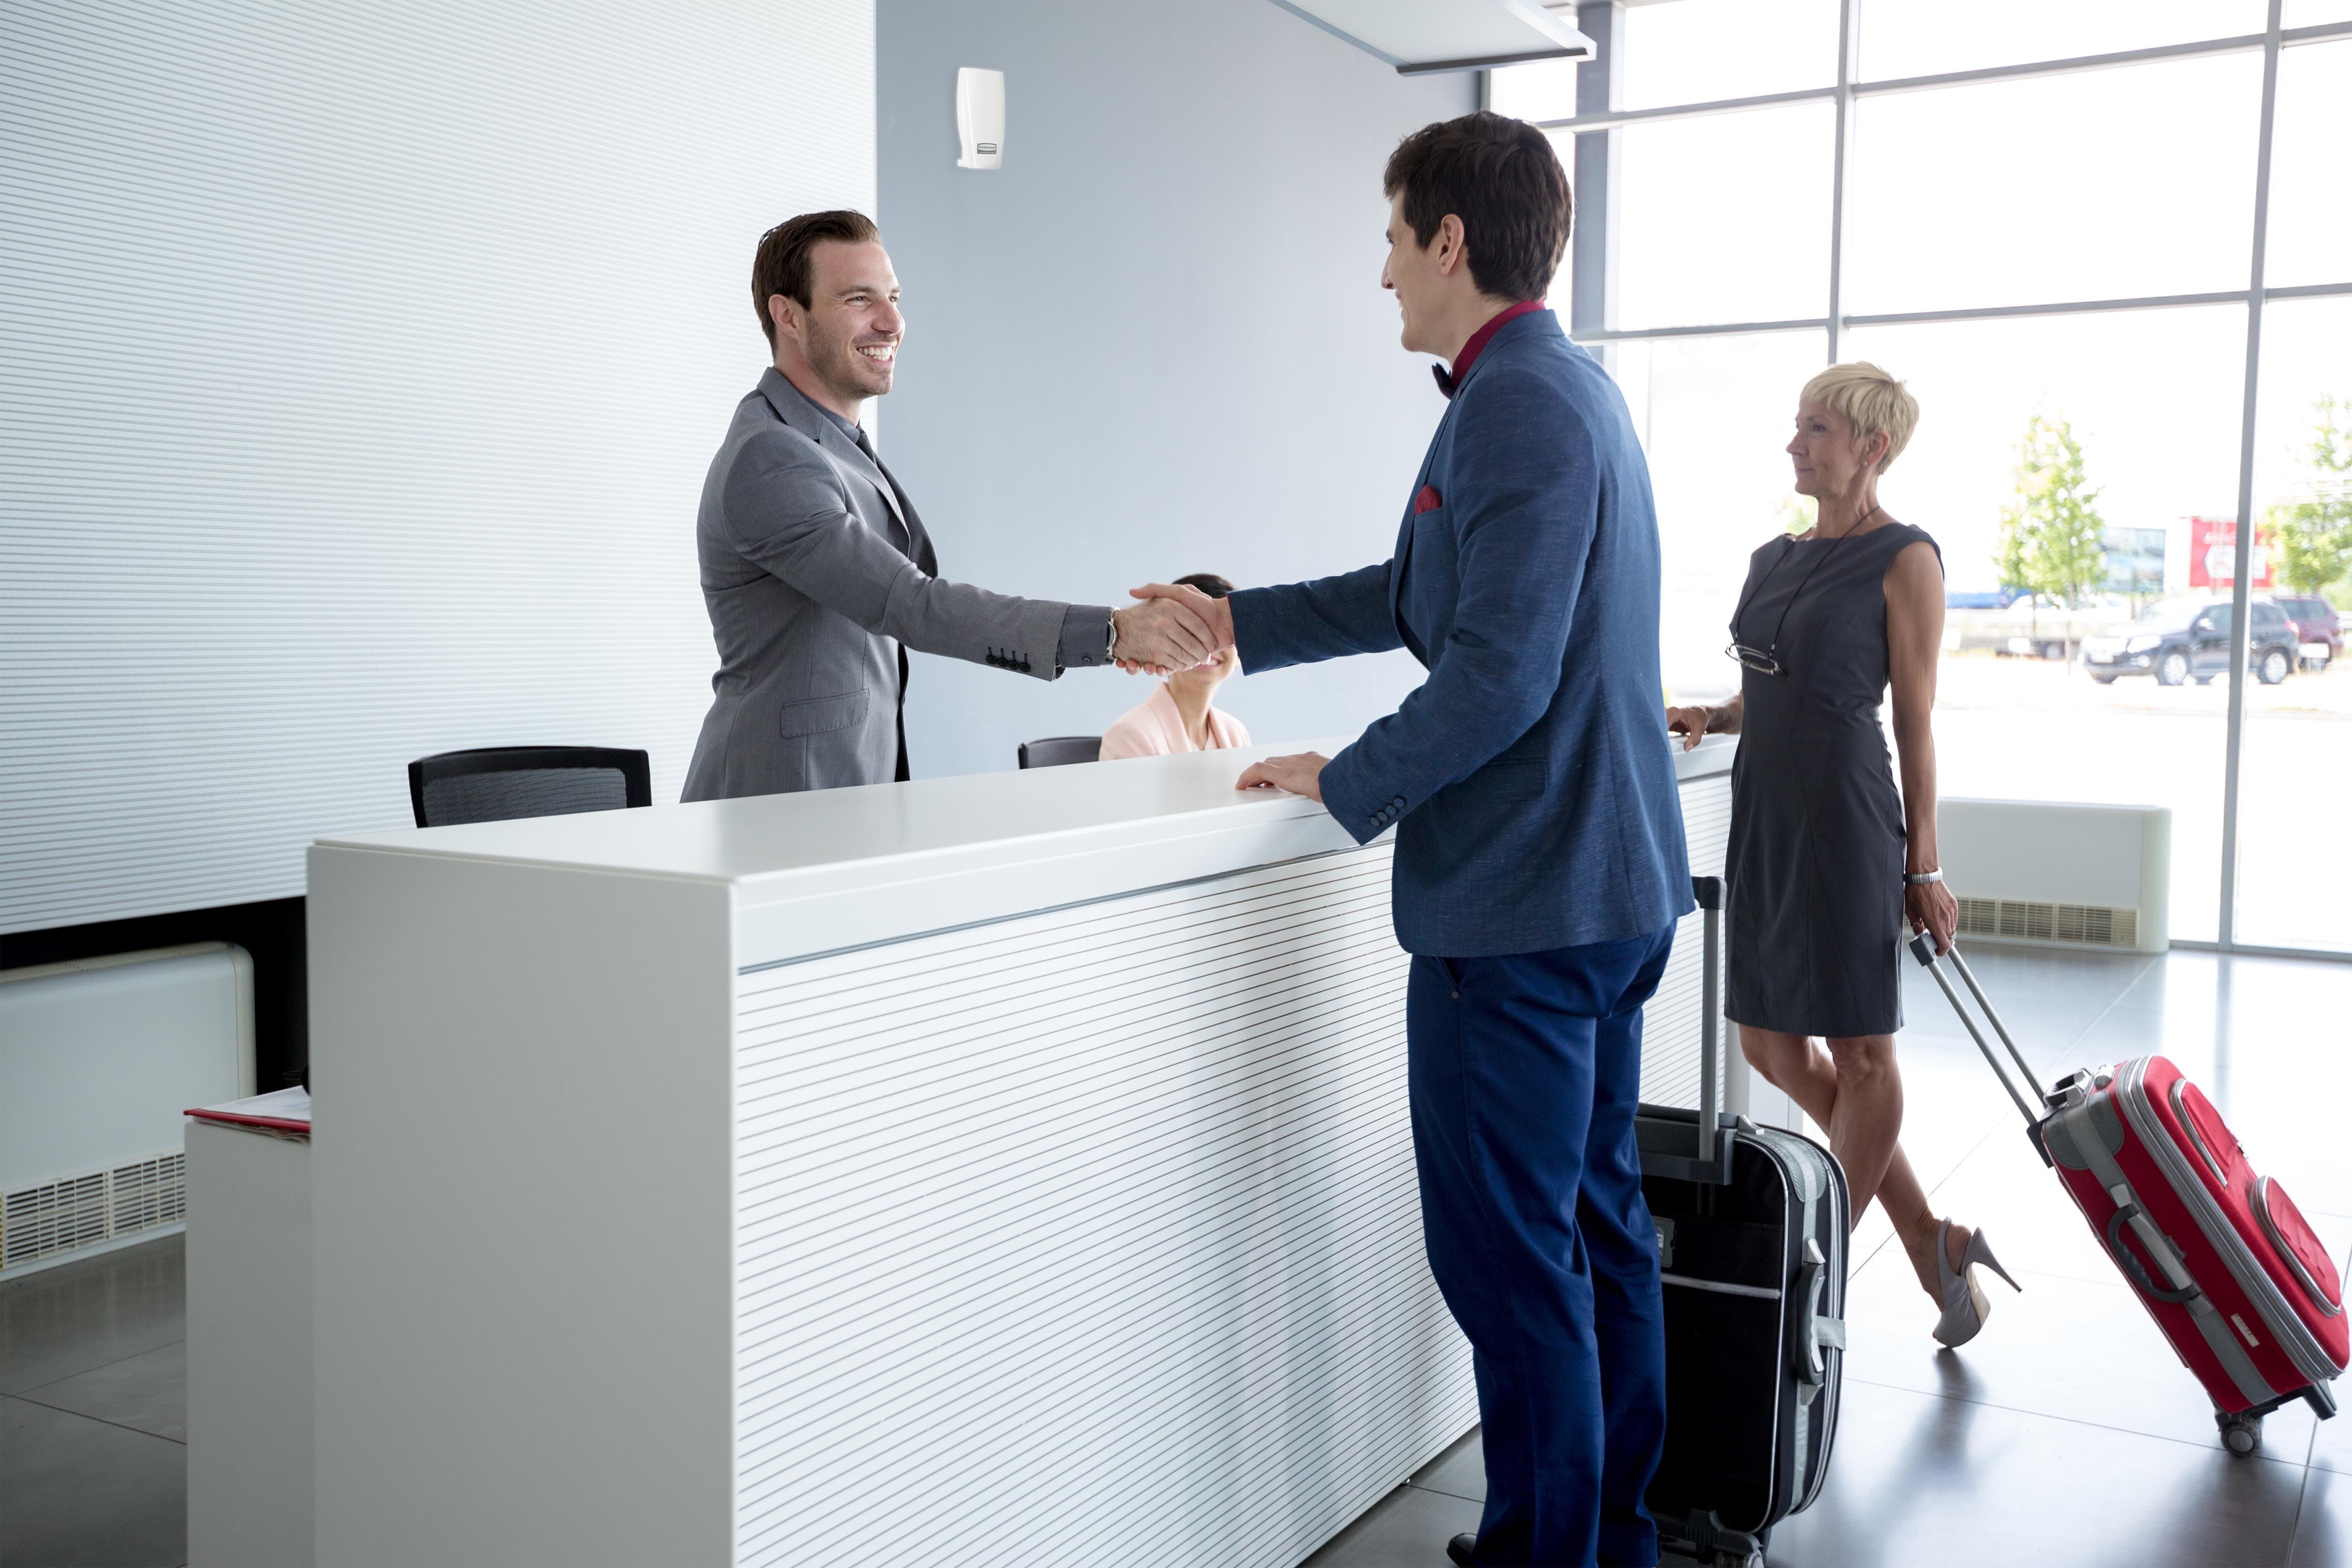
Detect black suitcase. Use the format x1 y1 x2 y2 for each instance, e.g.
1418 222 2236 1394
1636 877 1850 1568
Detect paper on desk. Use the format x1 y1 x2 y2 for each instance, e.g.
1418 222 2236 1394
186 1086 312 1135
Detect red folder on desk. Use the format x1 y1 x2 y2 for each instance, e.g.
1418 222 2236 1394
185 1086 311 1134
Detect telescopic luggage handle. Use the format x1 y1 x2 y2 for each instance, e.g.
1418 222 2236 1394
1636 877 1735 1186
1906 931 2054 1167
1689 876 1733 1184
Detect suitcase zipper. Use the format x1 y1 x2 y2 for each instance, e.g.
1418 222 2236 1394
2112 1060 2340 1384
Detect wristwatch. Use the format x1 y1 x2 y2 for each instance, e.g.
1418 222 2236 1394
1104 611 1120 663
1904 869 1943 886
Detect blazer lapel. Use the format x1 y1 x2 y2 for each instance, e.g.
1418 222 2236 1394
866 448 937 575
1390 402 1459 653
757 370 918 560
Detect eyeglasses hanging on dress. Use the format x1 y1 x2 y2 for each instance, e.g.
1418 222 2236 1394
1723 511 1875 676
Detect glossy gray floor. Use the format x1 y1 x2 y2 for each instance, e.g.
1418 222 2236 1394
4 949 2345 1568
0 1234 185 1568
1304 946 2352 1568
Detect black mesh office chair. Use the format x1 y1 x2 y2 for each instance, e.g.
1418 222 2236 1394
408 746 652 828
1017 736 1101 769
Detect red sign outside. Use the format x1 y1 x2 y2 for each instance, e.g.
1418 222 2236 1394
2186 515 2277 589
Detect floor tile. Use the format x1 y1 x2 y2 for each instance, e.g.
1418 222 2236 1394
1840 1251 2317 1464
0 1394 184 1568
0 1236 185 1395
1766 1379 2307 1568
16 1340 186 1444
2291 1463 2350 1568
1409 1429 1484 1503
1300 1481 1482 1568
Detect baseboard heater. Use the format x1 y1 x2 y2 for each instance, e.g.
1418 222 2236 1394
0 944 255 1275
1939 799 2170 955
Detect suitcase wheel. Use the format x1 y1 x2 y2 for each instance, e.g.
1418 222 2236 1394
2218 1413 2264 1456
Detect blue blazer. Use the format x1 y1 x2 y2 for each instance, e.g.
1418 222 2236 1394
1229 309 1692 957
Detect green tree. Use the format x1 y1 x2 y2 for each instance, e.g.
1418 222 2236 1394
1995 412 2108 641
2273 395 2352 598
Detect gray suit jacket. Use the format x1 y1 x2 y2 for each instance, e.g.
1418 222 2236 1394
683 369 1096 800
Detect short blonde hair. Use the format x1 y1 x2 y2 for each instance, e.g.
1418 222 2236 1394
1799 361 1918 474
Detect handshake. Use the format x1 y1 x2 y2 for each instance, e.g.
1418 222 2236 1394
1110 582 1237 676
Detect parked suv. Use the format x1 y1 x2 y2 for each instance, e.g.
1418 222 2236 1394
2078 597 2301 686
2268 594 2341 671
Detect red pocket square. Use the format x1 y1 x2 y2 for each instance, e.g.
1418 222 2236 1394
1414 484 1443 515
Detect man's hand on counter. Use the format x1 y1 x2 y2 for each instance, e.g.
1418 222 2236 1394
1111 592 1219 675
1236 752 1328 802
1116 582 1235 675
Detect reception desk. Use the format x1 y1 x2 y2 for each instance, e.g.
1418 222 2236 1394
302 736 1736 1567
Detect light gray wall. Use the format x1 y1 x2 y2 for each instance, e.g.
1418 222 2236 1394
0 0 874 932
877 0 1476 778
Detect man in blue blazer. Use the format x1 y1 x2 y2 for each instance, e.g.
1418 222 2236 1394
1143 114 1691 1568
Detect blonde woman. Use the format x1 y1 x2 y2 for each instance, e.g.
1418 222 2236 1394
1668 362 2019 1346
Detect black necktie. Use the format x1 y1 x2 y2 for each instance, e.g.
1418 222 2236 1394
853 427 915 783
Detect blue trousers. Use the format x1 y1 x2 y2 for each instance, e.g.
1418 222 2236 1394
1408 927 1675 1568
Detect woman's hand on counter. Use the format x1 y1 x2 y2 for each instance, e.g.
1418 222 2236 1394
1666 693 1740 751
1665 705 1711 751
1237 752 1328 801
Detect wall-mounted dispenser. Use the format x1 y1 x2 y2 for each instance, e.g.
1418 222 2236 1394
956 66 1004 169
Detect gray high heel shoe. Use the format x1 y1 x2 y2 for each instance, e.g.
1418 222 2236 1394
1932 1218 2022 1348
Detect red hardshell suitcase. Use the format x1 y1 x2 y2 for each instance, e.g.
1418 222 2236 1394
1909 933 2348 1454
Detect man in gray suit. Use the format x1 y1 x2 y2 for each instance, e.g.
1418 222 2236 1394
682 211 1215 800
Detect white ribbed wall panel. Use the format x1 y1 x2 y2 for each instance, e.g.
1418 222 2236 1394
1638 769 1732 1110
0 0 874 932
730 846 1477 1568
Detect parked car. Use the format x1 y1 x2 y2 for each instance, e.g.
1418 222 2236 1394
2078 596 2302 686
1946 594 2118 659
2267 593 2341 671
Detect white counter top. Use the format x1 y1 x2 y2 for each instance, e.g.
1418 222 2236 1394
326 732 1736 881
320 733 1734 969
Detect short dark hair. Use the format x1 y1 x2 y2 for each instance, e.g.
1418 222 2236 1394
752 210 881 345
1383 112 1571 303
1174 573 1234 599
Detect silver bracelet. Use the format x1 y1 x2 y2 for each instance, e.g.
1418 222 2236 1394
1904 869 1943 886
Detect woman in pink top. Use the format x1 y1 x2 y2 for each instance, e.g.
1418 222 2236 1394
1099 574 1252 759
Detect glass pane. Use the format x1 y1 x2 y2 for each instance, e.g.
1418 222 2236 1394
1491 0 1839 121
1592 102 1834 331
1490 60 1579 124
1619 0 1839 111
1858 0 2265 80
2264 40 2352 288
1844 54 2262 314
2234 295 2352 951
2281 0 2352 24
1842 305 2252 943
1609 332 1833 703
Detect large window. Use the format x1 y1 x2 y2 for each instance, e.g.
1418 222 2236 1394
1503 3 2352 955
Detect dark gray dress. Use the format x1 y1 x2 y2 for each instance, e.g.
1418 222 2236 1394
1722 521 1940 1038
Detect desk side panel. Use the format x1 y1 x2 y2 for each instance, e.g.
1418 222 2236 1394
186 1120 312 1568
308 847 735 1567
730 845 1473 1568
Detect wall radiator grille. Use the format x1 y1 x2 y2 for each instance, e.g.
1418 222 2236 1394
730 845 1474 1568
1957 896 2139 950
2 1152 185 1270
